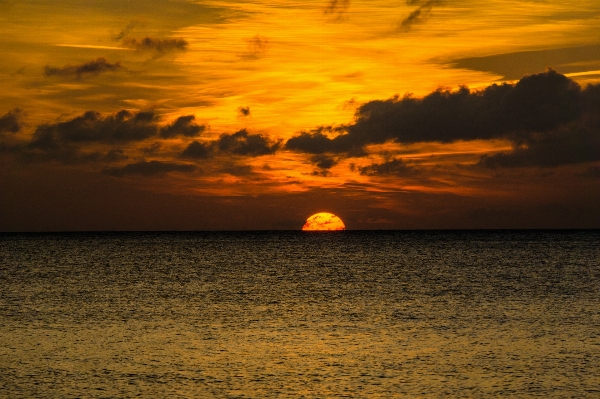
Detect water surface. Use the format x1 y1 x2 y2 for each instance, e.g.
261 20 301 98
1 231 599 397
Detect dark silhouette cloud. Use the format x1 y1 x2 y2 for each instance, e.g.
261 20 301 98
399 0 441 32
240 35 269 60
181 128 281 159
478 123 600 168
285 126 343 154
238 106 251 117
220 164 253 176
217 128 281 156
29 110 158 149
103 160 196 177
310 169 332 177
159 115 206 138
0 108 21 134
357 158 420 176
180 140 213 159
478 78 600 168
286 69 588 158
44 58 123 78
310 154 338 169
180 128 281 159
122 37 188 53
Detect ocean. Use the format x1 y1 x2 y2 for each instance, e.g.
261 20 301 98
1 230 599 398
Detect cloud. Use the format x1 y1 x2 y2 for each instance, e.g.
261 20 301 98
310 154 338 169
240 35 269 60
216 128 281 156
220 164 253 176
449 44 600 80
142 142 162 155
286 69 588 157
159 115 206 138
29 110 158 149
478 124 600 168
0 108 22 134
113 21 137 41
398 0 441 32
310 169 332 177
238 106 251 117
357 158 420 176
285 126 344 154
103 160 196 177
122 37 188 54
44 58 123 78
180 140 213 159
478 78 600 169
324 0 350 21
181 128 281 159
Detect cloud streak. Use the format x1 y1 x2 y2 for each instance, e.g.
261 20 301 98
356 158 420 176
44 58 123 78
398 0 441 32
324 0 350 21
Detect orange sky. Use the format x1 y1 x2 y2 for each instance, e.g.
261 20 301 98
1 0 599 230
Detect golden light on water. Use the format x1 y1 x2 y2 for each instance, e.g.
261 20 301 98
302 212 346 231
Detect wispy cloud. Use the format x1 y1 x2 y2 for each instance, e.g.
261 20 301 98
398 0 441 32
324 0 350 21
240 35 269 60
121 37 188 54
44 58 123 78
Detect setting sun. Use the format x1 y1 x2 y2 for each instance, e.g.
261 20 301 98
302 213 346 231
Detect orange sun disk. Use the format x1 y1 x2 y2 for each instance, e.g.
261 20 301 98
302 212 346 231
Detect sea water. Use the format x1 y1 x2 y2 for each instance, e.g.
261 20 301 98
1 230 599 398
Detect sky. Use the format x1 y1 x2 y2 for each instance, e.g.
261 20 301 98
1 0 600 231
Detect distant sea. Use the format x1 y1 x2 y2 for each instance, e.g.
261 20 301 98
1 230 599 398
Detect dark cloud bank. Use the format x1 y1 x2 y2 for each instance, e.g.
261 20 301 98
29 110 204 148
2 105 280 175
5 69 599 180
7 110 205 165
287 69 600 169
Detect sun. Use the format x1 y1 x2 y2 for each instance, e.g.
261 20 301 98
302 212 346 231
